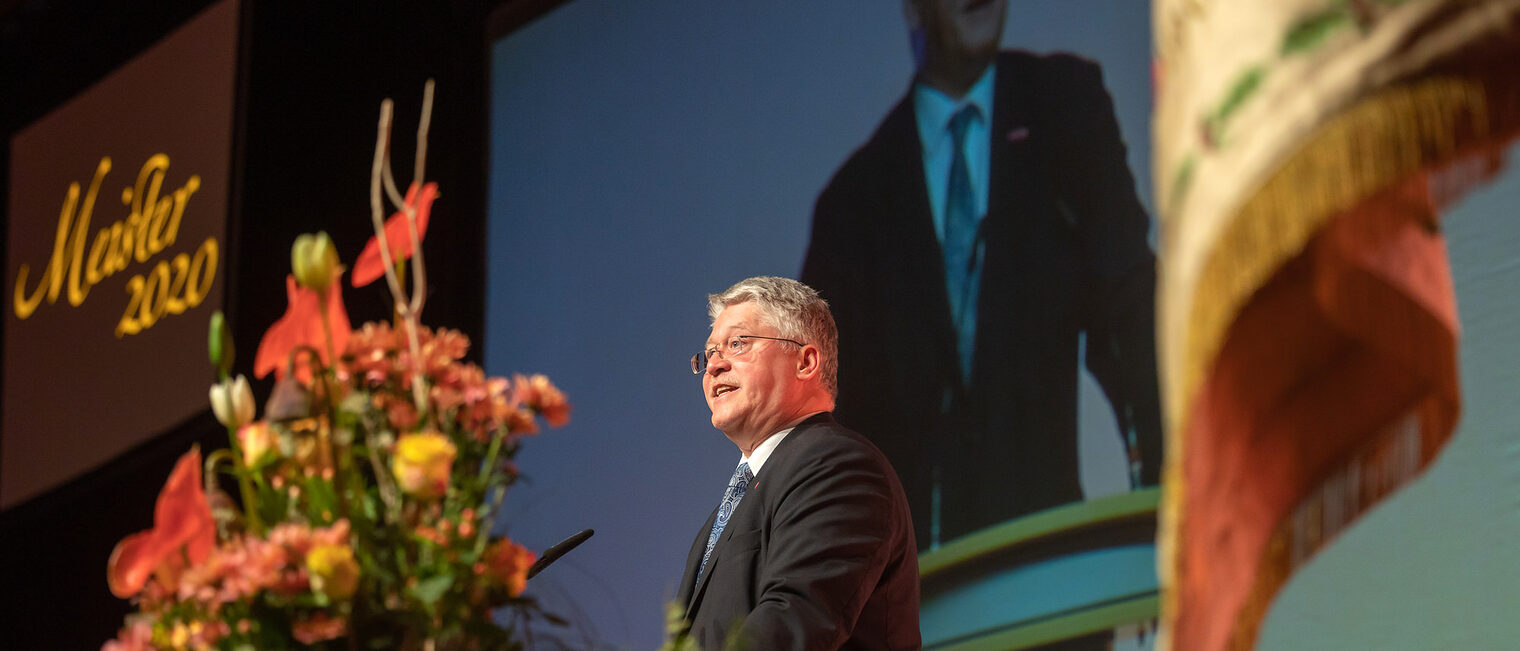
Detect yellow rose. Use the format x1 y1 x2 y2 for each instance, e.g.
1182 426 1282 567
305 544 360 600
237 421 279 467
482 538 535 597
391 432 456 500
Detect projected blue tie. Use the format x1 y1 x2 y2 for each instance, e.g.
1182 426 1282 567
700 462 753 579
944 105 983 384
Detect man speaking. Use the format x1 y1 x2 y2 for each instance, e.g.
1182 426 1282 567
675 277 920 650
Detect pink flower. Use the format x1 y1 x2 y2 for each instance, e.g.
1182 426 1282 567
419 327 471 377
387 398 420 430
341 322 400 387
174 535 289 608
292 612 348 644
101 620 153 651
515 373 571 427
266 519 351 558
506 408 538 436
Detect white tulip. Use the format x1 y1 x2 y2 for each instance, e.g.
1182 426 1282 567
210 375 255 428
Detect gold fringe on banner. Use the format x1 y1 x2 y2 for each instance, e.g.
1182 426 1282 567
1181 75 1487 441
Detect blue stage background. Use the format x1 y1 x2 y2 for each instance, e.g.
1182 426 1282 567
486 2 1153 647
485 1 1520 648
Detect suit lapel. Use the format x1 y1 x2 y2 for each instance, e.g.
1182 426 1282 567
877 97 962 392
975 56 1043 383
677 505 720 611
685 510 728 614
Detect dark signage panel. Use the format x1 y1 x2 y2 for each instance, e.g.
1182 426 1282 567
2 0 237 508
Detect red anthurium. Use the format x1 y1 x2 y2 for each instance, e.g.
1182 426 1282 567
106 447 216 598
254 274 353 381
352 181 439 288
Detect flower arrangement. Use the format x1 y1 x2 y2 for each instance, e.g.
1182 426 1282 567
102 82 569 650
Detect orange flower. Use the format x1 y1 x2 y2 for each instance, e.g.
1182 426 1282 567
515 373 571 427
107 448 216 598
506 408 538 436
351 182 439 288
291 612 347 645
482 538 536 597
254 275 352 381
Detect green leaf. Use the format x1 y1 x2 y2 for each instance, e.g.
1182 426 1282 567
409 574 455 607
208 310 234 374
303 474 340 524
258 484 290 525
360 492 379 521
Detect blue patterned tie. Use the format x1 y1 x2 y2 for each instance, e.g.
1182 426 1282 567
944 105 983 385
700 462 753 578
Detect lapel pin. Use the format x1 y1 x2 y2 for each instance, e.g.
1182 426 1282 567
1006 127 1030 143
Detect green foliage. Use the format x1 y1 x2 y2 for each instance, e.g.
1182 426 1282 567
659 602 751 651
410 574 456 609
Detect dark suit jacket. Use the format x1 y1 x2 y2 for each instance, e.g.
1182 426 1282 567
801 51 1162 546
676 413 920 650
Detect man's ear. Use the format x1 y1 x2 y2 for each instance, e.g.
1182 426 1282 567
795 345 823 381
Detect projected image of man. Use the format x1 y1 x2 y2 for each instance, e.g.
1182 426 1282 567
801 0 1163 547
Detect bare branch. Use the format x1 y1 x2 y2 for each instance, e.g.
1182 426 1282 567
368 84 437 416
370 100 411 316
415 79 434 187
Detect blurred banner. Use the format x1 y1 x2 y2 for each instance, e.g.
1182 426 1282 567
1152 1 1520 649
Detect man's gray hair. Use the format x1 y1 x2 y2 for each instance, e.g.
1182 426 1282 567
708 276 838 398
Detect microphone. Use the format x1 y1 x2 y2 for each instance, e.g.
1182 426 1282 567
527 528 594 580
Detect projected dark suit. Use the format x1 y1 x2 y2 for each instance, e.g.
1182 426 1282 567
675 413 920 650
801 51 1162 547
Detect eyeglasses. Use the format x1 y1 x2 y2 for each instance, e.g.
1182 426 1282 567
691 335 805 374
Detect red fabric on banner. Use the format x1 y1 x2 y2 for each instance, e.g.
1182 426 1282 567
1172 174 1461 650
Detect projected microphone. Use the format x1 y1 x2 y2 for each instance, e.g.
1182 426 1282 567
527 528 595 580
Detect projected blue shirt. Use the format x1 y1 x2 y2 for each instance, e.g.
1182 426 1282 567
913 65 996 245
